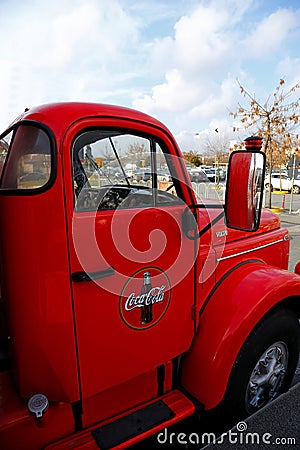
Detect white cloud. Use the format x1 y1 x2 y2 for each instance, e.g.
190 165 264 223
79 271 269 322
0 0 141 128
277 57 300 85
134 69 205 113
188 76 238 120
133 1 250 131
243 8 300 58
0 0 300 141
149 1 244 78
133 1 300 142
1 0 139 69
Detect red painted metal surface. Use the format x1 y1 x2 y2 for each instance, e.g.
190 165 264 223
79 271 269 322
0 102 299 448
45 390 195 449
226 151 254 230
62 116 196 400
81 368 158 429
182 262 300 409
0 372 74 450
0 166 80 402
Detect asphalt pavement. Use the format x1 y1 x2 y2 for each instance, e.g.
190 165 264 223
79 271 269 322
203 384 300 449
280 212 300 272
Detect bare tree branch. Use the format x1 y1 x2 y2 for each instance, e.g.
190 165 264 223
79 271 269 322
231 78 300 208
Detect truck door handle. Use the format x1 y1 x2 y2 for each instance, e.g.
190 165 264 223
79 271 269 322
72 267 115 282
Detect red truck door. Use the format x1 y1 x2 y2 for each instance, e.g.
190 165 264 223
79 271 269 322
63 119 197 400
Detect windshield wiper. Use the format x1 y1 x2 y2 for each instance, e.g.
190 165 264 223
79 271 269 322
109 137 130 186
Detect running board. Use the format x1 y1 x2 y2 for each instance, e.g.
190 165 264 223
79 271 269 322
46 390 196 449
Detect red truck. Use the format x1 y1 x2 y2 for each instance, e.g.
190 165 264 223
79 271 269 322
0 103 299 449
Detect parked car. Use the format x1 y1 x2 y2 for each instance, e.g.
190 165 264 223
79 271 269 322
189 169 210 183
265 173 300 194
18 172 49 188
202 167 226 182
133 171 151 183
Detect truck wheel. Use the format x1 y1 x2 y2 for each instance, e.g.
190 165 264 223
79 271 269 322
220 309 300 421
292 185 300 194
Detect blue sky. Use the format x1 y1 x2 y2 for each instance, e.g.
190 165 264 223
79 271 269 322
1 0 300 152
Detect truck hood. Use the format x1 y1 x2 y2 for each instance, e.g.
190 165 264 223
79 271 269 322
199 206 281 247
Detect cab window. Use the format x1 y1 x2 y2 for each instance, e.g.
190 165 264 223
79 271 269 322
72 129 180 212
0 130 13 180
0 124 52 191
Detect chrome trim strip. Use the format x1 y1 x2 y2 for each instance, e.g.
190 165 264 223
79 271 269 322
217 237 287 262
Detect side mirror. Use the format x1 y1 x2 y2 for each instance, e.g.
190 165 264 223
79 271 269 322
225 150 265 232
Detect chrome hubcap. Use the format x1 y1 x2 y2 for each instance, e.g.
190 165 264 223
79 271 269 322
245 342 288 413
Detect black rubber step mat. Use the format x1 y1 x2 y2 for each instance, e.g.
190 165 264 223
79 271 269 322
92 400 175 449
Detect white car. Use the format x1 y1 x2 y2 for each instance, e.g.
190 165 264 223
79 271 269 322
265 173 300 194
202 167 226 182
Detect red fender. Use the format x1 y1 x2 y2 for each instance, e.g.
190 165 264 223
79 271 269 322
181 261 300 410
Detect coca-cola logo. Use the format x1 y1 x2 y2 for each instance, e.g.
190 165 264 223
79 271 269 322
125 286 165 311
119 267 171 330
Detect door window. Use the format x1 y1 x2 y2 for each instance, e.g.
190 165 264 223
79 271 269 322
72 129 180 211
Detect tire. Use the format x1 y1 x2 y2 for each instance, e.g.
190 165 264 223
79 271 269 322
217 309 300 423
265 183 273 192
292 185 300 194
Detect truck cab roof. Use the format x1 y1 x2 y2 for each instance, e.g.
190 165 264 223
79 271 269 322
10 102 169 139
